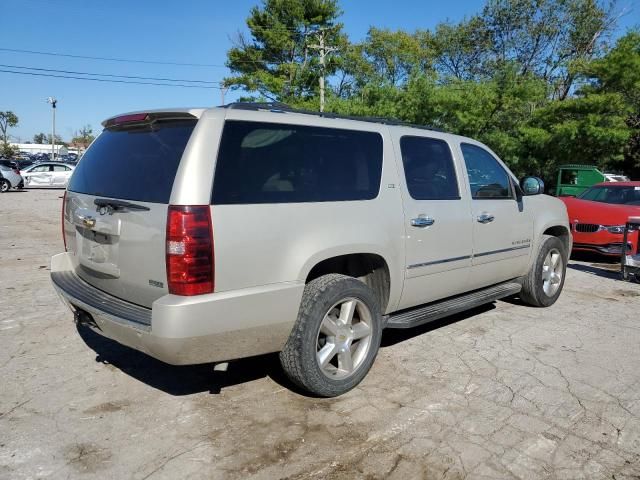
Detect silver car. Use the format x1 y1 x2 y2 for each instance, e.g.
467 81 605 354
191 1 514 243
0 164 23 192
21 162 75 188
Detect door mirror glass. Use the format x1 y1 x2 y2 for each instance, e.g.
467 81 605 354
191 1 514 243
520 176 544 195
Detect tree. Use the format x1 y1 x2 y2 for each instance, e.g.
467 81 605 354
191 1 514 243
0 111 18 146
578 31 640 177
33 132 47 144
224 0 344 104
71 125 95 151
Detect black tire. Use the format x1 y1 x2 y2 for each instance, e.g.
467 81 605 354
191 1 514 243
520 235 567 307
280 274 383 397
0 179 10 193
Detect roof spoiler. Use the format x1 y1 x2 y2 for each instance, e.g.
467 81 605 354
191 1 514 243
102 111 197 128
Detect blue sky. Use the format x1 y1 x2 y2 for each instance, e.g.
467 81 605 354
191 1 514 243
1 0 637 142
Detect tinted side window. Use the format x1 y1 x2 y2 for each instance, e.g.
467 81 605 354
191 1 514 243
400 136 459 200
68 120 196 203
461 143 512 199
212 121 383 204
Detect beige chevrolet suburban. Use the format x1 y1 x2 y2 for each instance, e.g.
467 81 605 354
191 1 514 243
51 103 571 397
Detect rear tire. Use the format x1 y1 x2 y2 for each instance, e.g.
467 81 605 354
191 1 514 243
0 179 10 193
520 235 567 307
280 274 382 397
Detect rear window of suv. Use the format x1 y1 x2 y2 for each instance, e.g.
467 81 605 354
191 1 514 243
212 121 383 204
67 119 196 203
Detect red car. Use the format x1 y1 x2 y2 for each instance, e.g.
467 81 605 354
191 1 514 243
561 182 640 257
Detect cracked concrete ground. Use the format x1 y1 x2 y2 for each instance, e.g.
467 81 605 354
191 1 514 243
1 189 640 480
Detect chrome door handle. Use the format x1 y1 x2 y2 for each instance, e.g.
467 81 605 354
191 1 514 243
477 213 495 224
411 216 435 227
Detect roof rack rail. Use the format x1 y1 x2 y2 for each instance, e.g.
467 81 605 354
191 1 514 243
221 102 445 133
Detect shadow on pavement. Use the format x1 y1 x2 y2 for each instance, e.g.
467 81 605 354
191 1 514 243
78 301 500 396
568 262 622 280
77 324 300 396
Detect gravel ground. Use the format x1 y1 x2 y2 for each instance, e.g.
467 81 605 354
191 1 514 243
1 188 640 480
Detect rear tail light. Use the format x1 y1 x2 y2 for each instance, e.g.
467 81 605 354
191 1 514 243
13 168 20 175
166 205 214 296
62 191 67 251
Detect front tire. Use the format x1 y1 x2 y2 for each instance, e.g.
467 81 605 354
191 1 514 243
280 274 382 397
520 235 567 307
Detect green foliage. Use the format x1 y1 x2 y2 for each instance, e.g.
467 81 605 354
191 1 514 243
0 142 18 158
33 132 47 144
227 0 639 180
71 125 95 150
520 93 631 177
0 111 18 145
224 0 344 102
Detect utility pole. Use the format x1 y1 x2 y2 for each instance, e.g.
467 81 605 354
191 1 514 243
220 85 229 106
47 97 57 159
309 28 338 112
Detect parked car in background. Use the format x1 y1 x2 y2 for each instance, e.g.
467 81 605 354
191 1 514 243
21 162 75 188
561 182 640 256
13 159 35 170
0 164 24 192
0 159 19 169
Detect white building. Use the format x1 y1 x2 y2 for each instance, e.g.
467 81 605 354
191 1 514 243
10 143 79 155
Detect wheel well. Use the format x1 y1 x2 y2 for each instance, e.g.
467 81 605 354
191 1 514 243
543 225 571 253
306 254 391 312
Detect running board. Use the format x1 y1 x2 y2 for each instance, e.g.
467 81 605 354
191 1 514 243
385 282 522 329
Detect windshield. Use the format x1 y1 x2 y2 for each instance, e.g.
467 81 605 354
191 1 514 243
578 186 640 205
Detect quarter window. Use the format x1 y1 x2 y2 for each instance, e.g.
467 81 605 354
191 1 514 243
212 121 383 204
400 136 459 200
461 143 512 199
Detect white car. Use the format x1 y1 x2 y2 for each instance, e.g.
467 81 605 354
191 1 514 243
0 164 23 192
21 162 75 188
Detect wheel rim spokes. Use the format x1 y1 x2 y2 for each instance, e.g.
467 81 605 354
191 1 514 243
542 248 563 297
316 297 373 380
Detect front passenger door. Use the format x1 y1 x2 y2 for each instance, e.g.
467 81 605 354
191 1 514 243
460 143 533 289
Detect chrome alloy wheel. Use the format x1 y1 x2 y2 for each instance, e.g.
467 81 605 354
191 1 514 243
316 297 373 380
542 248 563 297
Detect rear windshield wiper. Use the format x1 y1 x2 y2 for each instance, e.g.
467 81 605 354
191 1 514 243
94 198 150 211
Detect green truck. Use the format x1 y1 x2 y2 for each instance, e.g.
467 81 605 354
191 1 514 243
555 164 629 196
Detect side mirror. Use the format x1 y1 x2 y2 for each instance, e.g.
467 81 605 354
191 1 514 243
520 176 545 196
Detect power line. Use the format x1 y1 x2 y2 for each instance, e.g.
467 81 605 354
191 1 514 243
0 63 221 84
0 27 340 67
0 69 219 89
0 47 226 67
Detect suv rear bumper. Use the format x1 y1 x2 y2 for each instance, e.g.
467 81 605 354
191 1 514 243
51 253 303 365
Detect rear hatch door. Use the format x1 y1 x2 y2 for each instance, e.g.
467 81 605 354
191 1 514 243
64 113 198 308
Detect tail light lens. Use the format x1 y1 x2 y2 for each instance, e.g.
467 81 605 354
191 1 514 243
13 168 20 175
62 191 67 251
166 205 214 296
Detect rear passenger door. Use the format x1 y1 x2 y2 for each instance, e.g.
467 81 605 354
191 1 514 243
394 133 473 310
459 143 533 288
51 164 71 186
